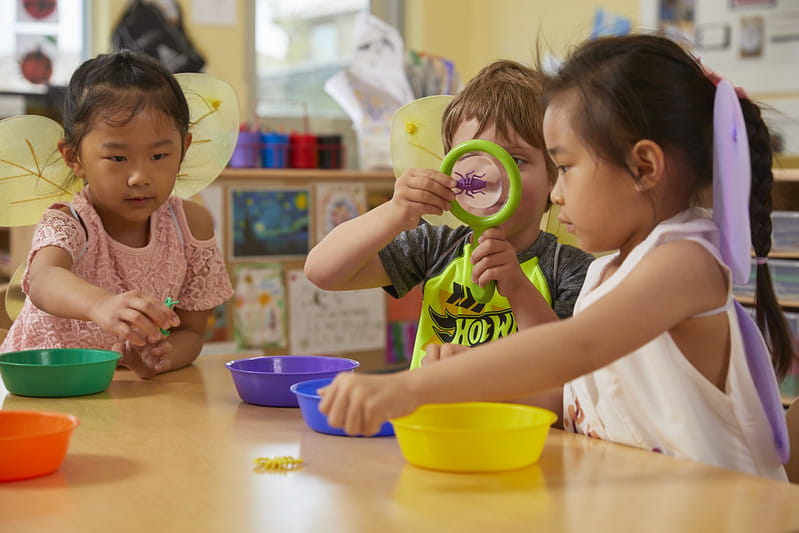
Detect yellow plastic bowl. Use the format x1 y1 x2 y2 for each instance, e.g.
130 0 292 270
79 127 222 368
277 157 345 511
391 402 557 472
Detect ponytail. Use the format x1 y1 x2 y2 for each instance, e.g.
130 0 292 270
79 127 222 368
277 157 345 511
741 98 798 380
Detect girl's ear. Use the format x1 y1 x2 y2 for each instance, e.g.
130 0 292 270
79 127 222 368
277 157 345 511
57 139 85 180
181 132 192 162
627 139 665 192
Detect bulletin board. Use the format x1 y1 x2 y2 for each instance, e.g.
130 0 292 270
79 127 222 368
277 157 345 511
206 169 418 372
640 0 799 154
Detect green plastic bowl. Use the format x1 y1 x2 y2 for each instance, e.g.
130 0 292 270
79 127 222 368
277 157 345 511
0 349 120 397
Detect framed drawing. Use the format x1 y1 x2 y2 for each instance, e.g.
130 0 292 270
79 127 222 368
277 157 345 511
229 187 310 259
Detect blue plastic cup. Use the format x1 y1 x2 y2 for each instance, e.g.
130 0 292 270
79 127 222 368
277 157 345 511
261 131 289 168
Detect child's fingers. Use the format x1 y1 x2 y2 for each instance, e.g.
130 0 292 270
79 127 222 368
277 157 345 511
321 382 350 429
344 399 365 436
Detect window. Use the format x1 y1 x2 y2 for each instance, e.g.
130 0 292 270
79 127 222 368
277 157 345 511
253 0 403 119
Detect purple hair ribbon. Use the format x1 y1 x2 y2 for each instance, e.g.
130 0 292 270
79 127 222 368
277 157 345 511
713 79 789 464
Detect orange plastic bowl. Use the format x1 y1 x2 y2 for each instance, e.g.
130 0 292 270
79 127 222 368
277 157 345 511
0 411 80 482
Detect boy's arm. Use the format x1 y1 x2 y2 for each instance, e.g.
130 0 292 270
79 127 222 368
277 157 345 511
305 168 457 291
304 202 399 290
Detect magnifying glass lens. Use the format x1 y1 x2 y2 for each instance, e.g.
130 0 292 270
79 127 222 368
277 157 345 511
451 154 510 215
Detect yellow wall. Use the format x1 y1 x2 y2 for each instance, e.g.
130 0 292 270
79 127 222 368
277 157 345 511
90 0 251 122
91 1 640 123
404 0 639 80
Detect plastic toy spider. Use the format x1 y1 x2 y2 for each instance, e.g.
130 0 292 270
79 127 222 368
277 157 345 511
453 169 488 199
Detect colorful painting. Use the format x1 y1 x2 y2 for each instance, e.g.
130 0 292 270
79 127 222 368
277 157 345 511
233 263 286 349
230 188 309 258
314 182 366 243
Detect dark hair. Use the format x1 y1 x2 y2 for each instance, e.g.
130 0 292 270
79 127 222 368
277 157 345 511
441 59 556 185
543 33 795 379
62 49 190 157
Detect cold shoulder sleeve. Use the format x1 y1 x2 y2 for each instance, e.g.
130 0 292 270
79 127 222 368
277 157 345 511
176 237 234 311
21 208 87 294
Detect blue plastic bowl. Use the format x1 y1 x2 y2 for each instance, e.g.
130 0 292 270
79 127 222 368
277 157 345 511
290 377 394 437
226 355 359 407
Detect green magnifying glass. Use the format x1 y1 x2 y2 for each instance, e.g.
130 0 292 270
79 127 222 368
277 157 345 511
439 139 521 303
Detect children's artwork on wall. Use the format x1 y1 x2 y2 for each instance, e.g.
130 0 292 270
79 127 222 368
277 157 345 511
196 184 224 251
204 302 230 342
17 0 58 22
314 182 366 243
385 286 422 364
385 321 417 364
230 187 310 258
233 263 287 349
0 0 84 93
287 269 386 354
15 34 56 85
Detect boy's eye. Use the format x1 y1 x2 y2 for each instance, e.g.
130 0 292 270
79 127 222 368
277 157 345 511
512 157 526 167
152 153 168 161
557 165 570 174
107 155 126 162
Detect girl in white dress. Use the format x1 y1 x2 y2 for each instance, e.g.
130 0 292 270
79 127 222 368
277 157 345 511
317 34 796 480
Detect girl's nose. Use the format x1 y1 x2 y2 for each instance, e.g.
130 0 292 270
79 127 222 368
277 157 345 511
128 167 150 186
550 177 564 205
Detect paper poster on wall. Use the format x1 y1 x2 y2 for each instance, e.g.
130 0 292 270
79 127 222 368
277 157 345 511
287 269 386 354
196 184 224 251
205 302 231 343
233 263 287 349
17 0 58 22
314 182 366 243
230 187 310 258
0 0 83 93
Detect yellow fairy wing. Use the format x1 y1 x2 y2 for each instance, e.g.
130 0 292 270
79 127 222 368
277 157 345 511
0 115 80 227
174 73 239 199
5 263 24 321
390 94 461 229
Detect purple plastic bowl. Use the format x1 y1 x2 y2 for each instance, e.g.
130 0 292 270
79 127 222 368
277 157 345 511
225 355 359 407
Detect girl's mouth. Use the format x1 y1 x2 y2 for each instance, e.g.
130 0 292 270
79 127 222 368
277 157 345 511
126 197 153 206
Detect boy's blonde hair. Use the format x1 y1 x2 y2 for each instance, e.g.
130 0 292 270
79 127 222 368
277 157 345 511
441 59 555 183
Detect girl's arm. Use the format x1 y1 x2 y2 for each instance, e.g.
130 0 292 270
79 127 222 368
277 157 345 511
305 168 456 291
321 239 729 435
28 246 175 345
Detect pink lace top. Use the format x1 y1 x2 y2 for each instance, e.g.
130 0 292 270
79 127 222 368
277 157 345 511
0 188 233 352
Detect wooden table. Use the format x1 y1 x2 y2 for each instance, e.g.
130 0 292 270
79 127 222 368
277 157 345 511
1 354 798 533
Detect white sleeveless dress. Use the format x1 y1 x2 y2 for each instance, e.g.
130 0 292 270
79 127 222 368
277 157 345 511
562 208 787 481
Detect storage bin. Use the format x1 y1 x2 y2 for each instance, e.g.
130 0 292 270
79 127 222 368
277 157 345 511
769 258 799 301
733 258 799 301
771 211 799 252
732 259 756 298
261 132 288 168
230 131 261 168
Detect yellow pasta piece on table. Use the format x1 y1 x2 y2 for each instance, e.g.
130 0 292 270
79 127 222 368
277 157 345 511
253 456 304 473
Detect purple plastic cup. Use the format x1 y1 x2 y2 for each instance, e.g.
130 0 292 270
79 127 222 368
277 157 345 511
225 355 359 407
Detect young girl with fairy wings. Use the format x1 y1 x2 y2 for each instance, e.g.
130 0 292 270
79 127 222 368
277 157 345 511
0 50 237 378
319 34 797 481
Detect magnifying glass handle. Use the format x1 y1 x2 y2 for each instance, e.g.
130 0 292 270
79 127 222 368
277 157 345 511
462 239 496 304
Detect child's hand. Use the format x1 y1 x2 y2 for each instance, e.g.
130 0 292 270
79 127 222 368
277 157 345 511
318 372 419 436
113 338 173 379
90 290 180 346
389 168 456 231
422 343 470 365
471 227 528 296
